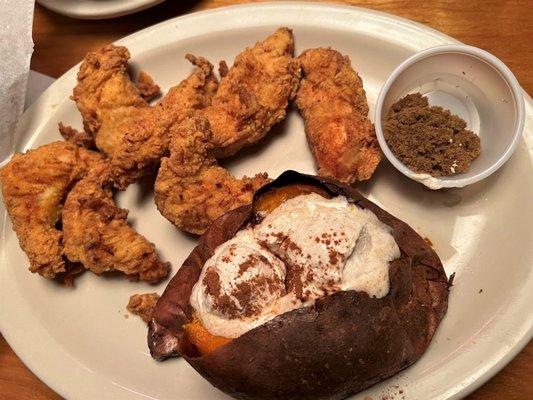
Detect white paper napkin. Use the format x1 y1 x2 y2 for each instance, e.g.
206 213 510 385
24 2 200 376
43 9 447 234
0 0 35 164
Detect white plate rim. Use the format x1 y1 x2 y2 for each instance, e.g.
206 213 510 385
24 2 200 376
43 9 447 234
36 0 166 20
1 2 531 400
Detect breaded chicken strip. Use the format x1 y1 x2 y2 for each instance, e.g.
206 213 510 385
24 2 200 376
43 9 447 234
59 123 96 149
203 27 300 158
62 165 169 282
71 45 218 189
0 141 104 278
152 29 297 235
296 48 381 183
72 45 149 156
110 55 218 189
155 115 269 235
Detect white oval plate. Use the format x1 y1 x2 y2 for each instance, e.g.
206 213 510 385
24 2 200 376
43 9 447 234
37 0 165 20
1 3 532 400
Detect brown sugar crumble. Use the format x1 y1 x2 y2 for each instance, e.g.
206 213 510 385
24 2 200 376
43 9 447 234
384 93 480 177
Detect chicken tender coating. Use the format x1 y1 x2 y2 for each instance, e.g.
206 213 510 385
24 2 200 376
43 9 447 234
127 293 160 323
72 45 218 189
155 115 270 235
59 123 96 149
72 45 149 157
205 27 300 158
0 141 104 278
296 48 381 183
62 166 169 282
109 55 218 189
136 71 160 101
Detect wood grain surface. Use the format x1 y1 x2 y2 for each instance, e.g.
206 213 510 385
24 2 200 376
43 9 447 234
1 1 531 399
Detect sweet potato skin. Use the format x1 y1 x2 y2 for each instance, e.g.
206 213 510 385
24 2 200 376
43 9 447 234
148 170 450 400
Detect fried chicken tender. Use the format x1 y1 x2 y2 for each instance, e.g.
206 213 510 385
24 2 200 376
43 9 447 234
109 55 218 189
136 71 161 101
127 293 160 323
155 115 270 235
296 48 381 183
0 141 104 278
59 122 95 149
71 45 218 189
62 165 169 282
152 29 298 235
203 27 300 158
72 45 149 157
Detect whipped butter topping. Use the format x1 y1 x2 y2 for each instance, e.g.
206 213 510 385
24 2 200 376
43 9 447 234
190 193 400 338
255 194 363 300
190 229 288 338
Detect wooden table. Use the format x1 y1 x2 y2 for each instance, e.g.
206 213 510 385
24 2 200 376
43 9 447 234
1 1 531 399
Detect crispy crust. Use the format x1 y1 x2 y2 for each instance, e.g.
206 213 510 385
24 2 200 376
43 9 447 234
206 27 300 158
127 293 160 323
296 48 381 183
0 141 104 278
148 171 450 400
62 166 169 282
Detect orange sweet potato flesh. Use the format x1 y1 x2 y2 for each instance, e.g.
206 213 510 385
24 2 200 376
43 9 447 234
183 315 232 356
253 183 331 214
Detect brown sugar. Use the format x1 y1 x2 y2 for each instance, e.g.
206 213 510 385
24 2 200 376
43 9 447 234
384 93 480 177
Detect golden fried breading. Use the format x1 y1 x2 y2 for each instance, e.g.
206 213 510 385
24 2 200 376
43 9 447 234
59 122 95 149
72 30 297 187
203 27 300 158
155 115 270 235
109 55 218 189
296 48 381 183
127 292 160 323
0 141 104 278
152 29 298 234
72 45 218 189
136 71 160 101
62 165 169 282
72 45 149 156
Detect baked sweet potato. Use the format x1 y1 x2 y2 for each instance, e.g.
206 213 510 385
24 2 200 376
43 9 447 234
148 170 450 400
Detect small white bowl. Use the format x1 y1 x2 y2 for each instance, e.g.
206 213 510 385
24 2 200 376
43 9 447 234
374 44 525 189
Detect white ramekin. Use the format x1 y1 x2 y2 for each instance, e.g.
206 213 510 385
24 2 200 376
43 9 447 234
374 44 525 189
